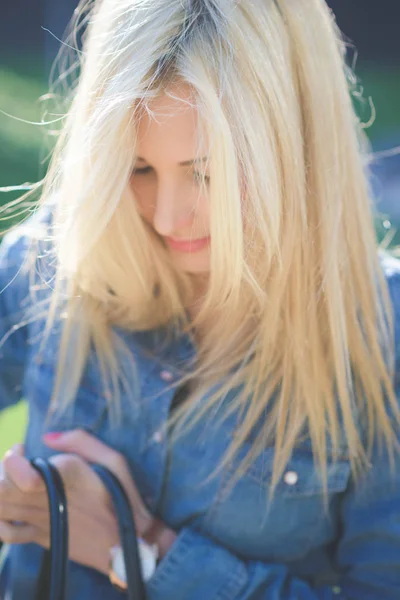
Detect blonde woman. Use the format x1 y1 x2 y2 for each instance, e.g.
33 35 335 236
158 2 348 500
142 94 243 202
0 0 399 598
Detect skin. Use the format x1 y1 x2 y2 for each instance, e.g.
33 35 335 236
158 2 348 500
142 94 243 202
0 83 210 575
132 81 211 277
0 432 177 574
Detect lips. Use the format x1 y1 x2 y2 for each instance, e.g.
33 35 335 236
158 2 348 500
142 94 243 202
164 236 211 253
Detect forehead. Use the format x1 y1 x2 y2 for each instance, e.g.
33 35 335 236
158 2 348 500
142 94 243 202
145 81 197 118
135 83 207 160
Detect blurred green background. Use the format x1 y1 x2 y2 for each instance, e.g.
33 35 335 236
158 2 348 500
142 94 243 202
0 60 43 456
0 18 399 455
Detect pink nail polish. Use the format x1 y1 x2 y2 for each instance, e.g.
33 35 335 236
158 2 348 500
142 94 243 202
43 432 63 441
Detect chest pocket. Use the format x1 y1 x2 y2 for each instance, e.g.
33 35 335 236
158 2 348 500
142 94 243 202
203 443 351 563
247 448 351 495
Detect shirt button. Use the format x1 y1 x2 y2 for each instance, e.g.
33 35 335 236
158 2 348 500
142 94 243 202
152 429 164 443
283 471 298 485
332 586 342 595
160 369 174 382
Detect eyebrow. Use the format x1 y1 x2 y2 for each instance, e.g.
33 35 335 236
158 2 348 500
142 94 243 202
135 156 208 166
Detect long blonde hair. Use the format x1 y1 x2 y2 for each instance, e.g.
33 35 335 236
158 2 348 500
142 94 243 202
6 0 400 498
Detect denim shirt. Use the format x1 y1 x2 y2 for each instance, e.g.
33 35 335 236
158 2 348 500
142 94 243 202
0 206 400 600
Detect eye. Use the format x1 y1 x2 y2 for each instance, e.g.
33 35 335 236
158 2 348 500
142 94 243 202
131 166 153 175
193 171 210 185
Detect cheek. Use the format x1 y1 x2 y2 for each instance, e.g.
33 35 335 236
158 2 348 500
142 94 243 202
192 193 211 232
137 200 154 224
131 181 155 223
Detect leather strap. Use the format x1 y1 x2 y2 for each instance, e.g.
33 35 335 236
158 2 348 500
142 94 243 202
92 464 147 600
30 458 69 600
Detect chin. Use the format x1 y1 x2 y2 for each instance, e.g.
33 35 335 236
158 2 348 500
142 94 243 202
171 250 210 274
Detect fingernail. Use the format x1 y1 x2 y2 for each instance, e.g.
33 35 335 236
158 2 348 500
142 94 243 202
43 432 64 441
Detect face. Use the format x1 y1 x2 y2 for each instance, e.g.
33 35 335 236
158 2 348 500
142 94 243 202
130 83 211 275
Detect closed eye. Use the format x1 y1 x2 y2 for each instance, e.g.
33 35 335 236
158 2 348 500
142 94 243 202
131 166 153 175
131 165 210 185
193 171 210 183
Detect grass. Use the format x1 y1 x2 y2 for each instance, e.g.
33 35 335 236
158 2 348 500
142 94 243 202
0 403 28 458
0 67 48 200
0 59 399 455
357 64 400 139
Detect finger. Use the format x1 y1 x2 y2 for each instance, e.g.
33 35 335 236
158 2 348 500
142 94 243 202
49 454 106 498
0 502 48 530
3 454 45 494
0 521 47 547
43 429 123 468
157 527 178 560
0 472 49 510
0 444 24 481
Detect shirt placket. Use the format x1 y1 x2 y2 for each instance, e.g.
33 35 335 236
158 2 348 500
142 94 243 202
140 333 196 512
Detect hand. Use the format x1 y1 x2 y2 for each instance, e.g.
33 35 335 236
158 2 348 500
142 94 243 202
0 441 119 574
43 429 177 560
0 430 176 572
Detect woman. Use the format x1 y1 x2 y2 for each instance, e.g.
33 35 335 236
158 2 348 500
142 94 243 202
0 0 399 598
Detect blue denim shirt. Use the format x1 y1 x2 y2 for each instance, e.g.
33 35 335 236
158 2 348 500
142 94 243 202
0 206 400 600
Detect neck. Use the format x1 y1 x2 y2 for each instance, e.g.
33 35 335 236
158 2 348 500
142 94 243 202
185 273 210 343
187 274 209 315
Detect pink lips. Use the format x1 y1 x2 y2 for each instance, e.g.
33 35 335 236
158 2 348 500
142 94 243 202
165 236 211 253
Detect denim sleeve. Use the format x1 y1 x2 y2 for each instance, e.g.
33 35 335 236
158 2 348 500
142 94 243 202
0 205 53 409
146 267 400 600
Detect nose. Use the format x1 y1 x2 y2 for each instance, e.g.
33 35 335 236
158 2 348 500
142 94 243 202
152 181 192 237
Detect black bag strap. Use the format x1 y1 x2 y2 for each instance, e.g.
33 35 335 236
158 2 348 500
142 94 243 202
30 458 69 600
91 464 147 600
